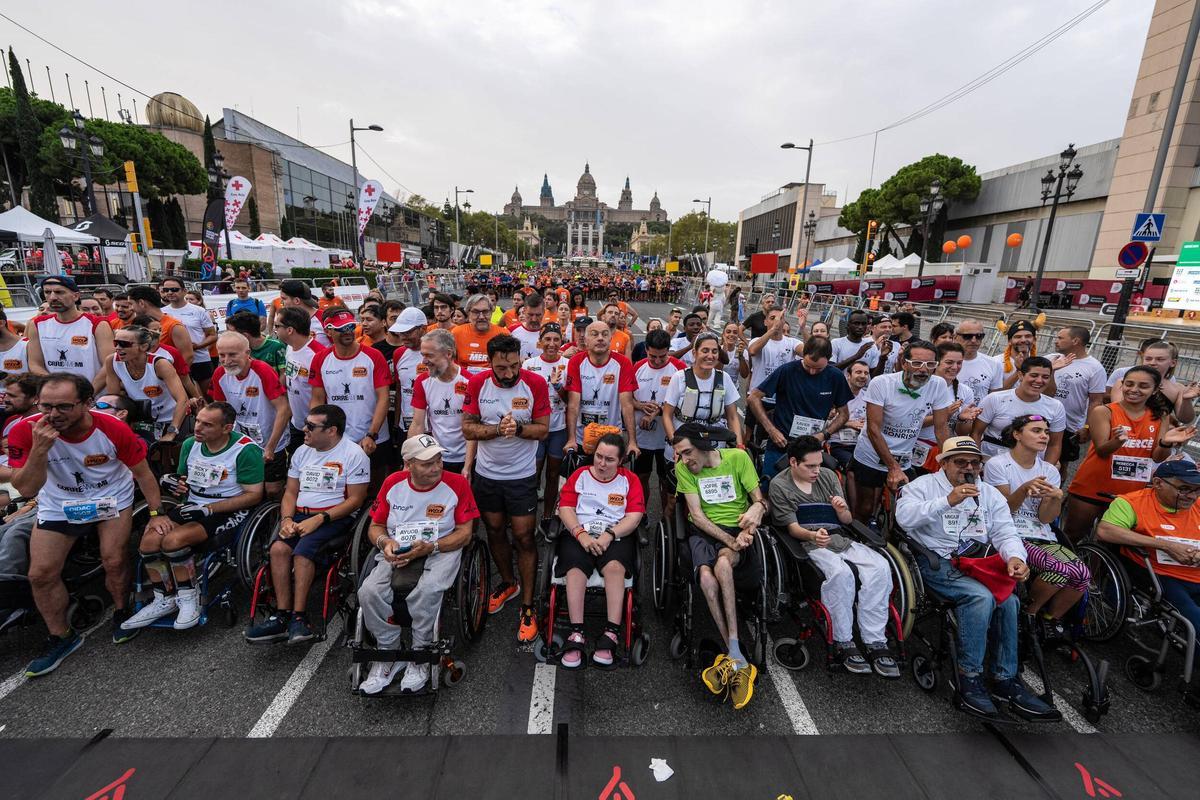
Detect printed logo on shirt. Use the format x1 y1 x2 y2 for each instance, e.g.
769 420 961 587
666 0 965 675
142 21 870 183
71 336 89 346
245 386 260 397
425 503 446 519
84 454 109 467
454 382 469 395
298 367 309 378
352 366 368 378
607 493 625 506
323 461 345 475
603 373 616 385
416 364 429 374
144 386 163 397
3 359 21 370
512 397 530 410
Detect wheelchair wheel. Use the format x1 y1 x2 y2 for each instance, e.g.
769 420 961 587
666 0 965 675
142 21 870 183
1125 654 1162 692
668 631 687 660
455 536 490 645
911 653 938 693
442 659 467 687
883 542 918 638
1075 543 1129 642
68 594 106 631
631 633 650 666
236 502 281 591
348 513 375 591
773 637 810 671
652 518 676 615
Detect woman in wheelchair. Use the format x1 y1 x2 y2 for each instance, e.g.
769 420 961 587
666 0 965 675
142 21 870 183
983 415 1089 625
894 436 1061 722
767 436 899 677
554 433 644 669
123 402 265 631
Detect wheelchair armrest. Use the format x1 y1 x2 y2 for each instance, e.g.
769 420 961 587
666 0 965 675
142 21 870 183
847 520 884 548
894 528 941 572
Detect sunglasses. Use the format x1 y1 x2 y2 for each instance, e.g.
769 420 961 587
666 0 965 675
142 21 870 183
324 322 356 333
302 421 332 431
93 401 115 410
958 333 985 341
113 340 138 348
159 286 182 293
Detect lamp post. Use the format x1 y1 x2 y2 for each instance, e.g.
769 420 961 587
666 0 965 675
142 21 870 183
454 186 474 244
1030 144 1084 313
917 177 944 278
781 139 814 266
58 109 104 217
802 210 817 268
343 195 356 252
692 196 712 256
348 119 383 265
207 148 232 259
379 204 396 243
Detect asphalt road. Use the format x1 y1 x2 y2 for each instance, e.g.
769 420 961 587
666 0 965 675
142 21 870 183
1 300 1198 742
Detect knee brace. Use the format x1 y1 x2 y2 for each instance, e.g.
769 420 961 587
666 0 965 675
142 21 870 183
165 547 197 588
142 555 174 591
388 557 426 626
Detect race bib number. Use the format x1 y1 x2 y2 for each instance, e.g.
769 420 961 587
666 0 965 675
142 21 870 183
63 497 118 524
236 421 263 445
788 415 824 438
911 441 933 468
390 519 439 549
942 507 986 540
1012 513 1049 541
584 520 607 538
582 412 604 426
300 465 339 492
1111 455 1154 483
698 475 737 504
187 461 224 489
1154 536 1200 567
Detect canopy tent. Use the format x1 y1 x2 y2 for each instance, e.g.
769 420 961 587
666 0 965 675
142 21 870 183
69 214 130 247
255 233 293 247
286 237 323 250
285 236 328 269
900 252 922 266
0 205 99 245
875 254 905 274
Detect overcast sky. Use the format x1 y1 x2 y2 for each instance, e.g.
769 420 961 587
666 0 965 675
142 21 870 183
6 0 1151 221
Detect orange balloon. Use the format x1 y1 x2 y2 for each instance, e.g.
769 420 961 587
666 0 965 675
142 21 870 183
1006 232 1024 247
942 241 957 254
957 235 973 249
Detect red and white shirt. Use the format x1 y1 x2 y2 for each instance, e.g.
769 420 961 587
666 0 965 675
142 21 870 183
285 340 326 429
463 369 551 480
0 337 29 374
211 359 289 452
560 466 645 533
633 356 686 452
392 346 427 429
522 353 568 432
8 411 146 523
309 345 391 443
565 351 636 442
152 344 190 378
412 368 471 463
33 313 105 382
508 324 543 360
371 470 480 547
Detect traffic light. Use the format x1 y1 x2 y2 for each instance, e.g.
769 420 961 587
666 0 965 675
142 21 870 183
866 252 876 265
866 219 878 237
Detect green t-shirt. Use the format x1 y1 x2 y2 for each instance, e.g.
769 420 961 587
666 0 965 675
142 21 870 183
252 337 288 377
675 447 759 528
177 435 265 485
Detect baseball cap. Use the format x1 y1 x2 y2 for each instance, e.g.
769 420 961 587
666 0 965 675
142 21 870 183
1155 460 1200 484
390 306 429 334
936 436 983 462
323 309 356 329
41 275 78 291
673 422 736 451
401 433 445 462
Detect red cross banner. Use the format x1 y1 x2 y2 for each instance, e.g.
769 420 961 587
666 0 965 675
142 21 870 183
224 175 252 232
357 179 384 237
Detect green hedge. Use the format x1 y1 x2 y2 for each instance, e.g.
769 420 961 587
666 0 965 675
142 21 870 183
289 267 378 289
183 258 274 276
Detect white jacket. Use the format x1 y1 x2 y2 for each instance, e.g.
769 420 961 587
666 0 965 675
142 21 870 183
894 471 1028 564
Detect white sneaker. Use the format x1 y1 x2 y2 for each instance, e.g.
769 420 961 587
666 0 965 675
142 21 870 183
172 588 201 630
400 662 430 693
359 661 407 695
121 591 177 630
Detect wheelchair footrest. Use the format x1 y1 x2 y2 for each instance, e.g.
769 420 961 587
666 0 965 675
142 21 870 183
350 642 451 665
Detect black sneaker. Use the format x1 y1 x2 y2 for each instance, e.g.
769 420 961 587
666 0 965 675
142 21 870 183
835 642 871 674
992 677 1063 722
866 645 900 679
111 608 140 644
957 673 1000 718
287 614 316 645
244 614 289 644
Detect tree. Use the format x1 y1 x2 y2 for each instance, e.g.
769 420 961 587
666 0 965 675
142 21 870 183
280 213 295 241
165 197 187 249
203 115 219 201
248 194 261 237
7 49 56 220
146 195 166 247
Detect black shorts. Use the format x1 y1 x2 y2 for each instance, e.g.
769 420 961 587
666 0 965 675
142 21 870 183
194 507 251 544
444 461 464 475
190 360 215 382
472 472 539 517
685 522 761 588
849 457 915 489
634 449 677 493
1061 431 1082 465
264 452 288 483
553 530 636 579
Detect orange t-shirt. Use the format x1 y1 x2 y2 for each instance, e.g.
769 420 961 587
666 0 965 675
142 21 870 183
110 318 126 331
1117 487 1200 583
452 323 507 372
555 287 569 304
571 306 590 321
501 308 521 328
159 314 186 359
541 308 559 325
1071 403 1161 502
610 328 631 357
318 296 346 313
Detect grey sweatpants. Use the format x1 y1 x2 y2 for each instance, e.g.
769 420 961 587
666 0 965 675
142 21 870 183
0 507 37 583
358 549 462 650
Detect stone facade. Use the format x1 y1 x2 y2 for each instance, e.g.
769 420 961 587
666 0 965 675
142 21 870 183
504 163 668 223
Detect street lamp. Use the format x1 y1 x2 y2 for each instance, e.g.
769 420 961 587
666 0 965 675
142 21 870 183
1030 144 1084 312
917 177 944 278
781 139 815 265
692 196 712 256
348 119 383 265
343 194 356 252
379 204 396 243
802 210 817 268
454 186 474 244
58 109 104 217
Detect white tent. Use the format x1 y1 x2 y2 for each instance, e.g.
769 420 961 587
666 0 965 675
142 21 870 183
900 253 922 266
285 237 328 269
0 206 99 245
875 254 905 274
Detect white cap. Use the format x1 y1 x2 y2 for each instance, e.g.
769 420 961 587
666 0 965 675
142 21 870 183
389 306 429 334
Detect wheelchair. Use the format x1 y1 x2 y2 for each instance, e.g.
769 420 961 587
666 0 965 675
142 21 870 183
653 499 774 670
531 516 650 668
126 496 281 630
764 507 907 673
1076 540 1199 707
346 527 491 696
245 510 374 641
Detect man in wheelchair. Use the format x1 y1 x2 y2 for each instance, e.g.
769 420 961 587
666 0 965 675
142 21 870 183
767 435 899 678
894 436 1061 721
244 404 370 645
123 402 265 631
357 434 479 695
672 421 766 709
555 433 644 669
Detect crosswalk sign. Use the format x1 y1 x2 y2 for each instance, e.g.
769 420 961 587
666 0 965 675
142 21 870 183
1131 213 1165 242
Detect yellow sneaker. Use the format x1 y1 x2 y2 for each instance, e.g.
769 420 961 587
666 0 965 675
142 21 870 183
730 663 757 709
701 653 736 696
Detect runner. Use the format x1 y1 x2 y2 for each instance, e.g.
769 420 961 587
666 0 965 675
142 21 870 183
1109 340 1198 424
126 285 195 367
1048 326 1107 466
955 320 1003 405
632 329 686 517
973 357 1066 464
663 331 744 448
389 307 431 440
225 280 267 321
522 323 570 529
912 341 981 473
453 294 508 374
102 325 188 441
274 307 327 455
409 329 474 475
26 276 114 390
226 312 287 378
509 291 546 360
564 320 639 457
160 276 218 394
831 310 878 371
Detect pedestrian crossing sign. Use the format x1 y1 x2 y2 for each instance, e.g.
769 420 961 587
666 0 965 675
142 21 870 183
1131 213 1165 242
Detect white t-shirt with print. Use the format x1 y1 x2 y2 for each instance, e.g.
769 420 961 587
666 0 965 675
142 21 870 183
982 452 1060 542
1052 355 1106 431
288 436 370 509
977 389 1066 457
958 353 1003 406
851 372 953 472
749 335 800 394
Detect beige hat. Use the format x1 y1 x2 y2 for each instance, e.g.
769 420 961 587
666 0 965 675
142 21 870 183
935 436 983 462
401 433 445 462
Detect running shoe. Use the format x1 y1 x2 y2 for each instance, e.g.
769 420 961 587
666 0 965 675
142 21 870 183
244 614 289 644
121 590 177 630
957 673 1000 718
992 677 1063 722
488 582 520 615
592 630 618 667
866 645 900 679
701 653 736 695
360 661 406 695
729 663 758 709
400 662 430 692
517 606 538 643
25 630 84 678
173 588 201 630
836 641 871 674
288 614 316 645
111 608 140 644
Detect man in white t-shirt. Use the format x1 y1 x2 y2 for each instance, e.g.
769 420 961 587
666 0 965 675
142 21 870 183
564 321 639 455
850 340 953 522
522 323 570 527
632 329 686 513
273 306 327 455
463 334 551 644
246 404 370 645
159 276 217 393
508 291 545 360
1048 326 1107 465
955 320 1003 406
831 310 878 371
748 309 804 391
389 306 430 440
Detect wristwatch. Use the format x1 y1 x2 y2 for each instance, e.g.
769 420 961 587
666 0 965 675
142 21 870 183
148 508 162 517
431 540 440 555
516 423 525 437
319 511 332 525
365 431 378 441
163 424 178 435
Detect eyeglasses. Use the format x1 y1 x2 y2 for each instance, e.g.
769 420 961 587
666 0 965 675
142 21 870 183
302 421 331 431
949 458 982 468
38 401 81 414
905 359 938 369
958 333 985 341
1165 481 1200 496
468 309 490 317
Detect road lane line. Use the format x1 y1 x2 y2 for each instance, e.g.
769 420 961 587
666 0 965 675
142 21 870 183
764 634 820 735
527 662 557 734
1020 668 1095 734
0 608 113 704
248 616 344 738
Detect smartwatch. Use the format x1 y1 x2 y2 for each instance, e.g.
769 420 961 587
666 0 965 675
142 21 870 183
319 511 332 525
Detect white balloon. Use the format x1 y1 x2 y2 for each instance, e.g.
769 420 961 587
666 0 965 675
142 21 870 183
706 269 729 288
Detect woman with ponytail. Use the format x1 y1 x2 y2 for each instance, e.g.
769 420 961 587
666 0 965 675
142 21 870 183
1065 366 1197 542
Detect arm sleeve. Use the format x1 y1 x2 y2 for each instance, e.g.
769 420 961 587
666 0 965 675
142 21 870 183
254 361 286 400
988 360 1003 391
831 372 852 406
412 375 429 410
235 444 266 484
767 477 793 529
559 468 583 508
982 458 1006 487
209 369 227 401
674 460 698 495
564 354 583 393
462 372 485 416
1049 401 1066 432
932 379 954 411
308 350 328 388
7 419 31 468
1088 365 1106 394
978 394 997 425
105 416 148 467
346 447 371 485
617 356 637 393
176 438 195 476
528 372 551 418
370 474 404 524
756 366 780 397
735 450 760 496
661 371 683 408
987 489 1028 562
894 480 952 531
1101 496 1138 529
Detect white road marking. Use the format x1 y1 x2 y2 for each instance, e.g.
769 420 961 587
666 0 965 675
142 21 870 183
0 608 113 704
764 634 820 735
527 661 557 734
248 616 344 738
1020 667 1096 734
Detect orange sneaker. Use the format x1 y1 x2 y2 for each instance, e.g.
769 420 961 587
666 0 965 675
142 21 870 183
517 606 538 643
488 582 520 615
